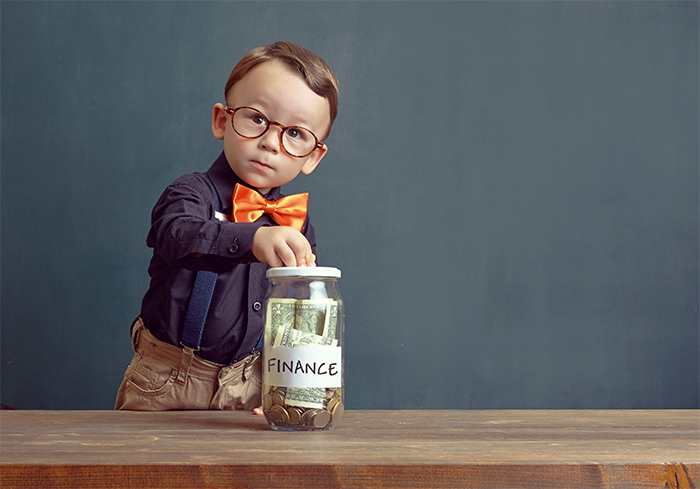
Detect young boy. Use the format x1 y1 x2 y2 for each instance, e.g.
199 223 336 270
115 42 339 411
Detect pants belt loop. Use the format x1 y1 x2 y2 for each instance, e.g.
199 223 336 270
242 350 260 382
177 345 197 384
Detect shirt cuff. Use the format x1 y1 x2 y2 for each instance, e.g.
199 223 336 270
216 221 265 262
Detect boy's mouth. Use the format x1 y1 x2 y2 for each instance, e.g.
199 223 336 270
251 160 273 171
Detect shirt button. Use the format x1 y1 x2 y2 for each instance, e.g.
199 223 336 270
228 238 239 254
253 301 262 311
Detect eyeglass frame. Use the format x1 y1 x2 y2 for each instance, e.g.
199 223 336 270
224 105 325 158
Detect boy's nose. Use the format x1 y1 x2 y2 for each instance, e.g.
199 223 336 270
258 126 282 153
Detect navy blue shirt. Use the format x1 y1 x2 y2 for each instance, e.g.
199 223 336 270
140 152 316 365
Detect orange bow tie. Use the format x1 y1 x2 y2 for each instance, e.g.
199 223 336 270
232 184 308 232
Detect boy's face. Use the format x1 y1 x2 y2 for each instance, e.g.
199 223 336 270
212 60 331 194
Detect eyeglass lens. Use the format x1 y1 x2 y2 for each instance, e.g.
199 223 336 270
232 107 317 157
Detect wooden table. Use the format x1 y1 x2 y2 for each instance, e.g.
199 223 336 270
1 410 698 488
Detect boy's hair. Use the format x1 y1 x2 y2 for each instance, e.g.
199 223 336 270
224 41 339 140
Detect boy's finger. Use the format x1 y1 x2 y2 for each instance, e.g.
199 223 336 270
305 252 316 267
276 246 297 267
267 254 284 268
293 241 313 267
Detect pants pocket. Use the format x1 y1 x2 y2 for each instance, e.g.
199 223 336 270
211 355 262 411
125 353 177 397
115 352 183 410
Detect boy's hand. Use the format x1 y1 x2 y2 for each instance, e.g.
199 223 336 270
252 226 316 268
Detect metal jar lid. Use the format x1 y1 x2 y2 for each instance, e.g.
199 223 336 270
266 266 341 279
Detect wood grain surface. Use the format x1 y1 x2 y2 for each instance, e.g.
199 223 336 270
1 410 698 488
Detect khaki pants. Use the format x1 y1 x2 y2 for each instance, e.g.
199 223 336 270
115 318 261 411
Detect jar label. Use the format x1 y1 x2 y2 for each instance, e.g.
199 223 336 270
264 345 342 388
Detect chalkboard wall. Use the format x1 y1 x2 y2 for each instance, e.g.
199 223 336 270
2 1 698 410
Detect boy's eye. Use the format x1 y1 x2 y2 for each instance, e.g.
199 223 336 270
286 128 302 139
251 114 266 125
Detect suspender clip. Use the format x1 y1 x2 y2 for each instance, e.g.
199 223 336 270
177 343 199 384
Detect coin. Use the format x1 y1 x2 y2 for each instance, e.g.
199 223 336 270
330 400 344 424
299 409 314 427
272 389 285 406
262 393 273 411
287 406 303 425
267 405 290 427
326 397 339 414
326 387 343 399
312 410 331 429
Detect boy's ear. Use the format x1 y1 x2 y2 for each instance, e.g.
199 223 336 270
300 144 328 175
211 103 228 140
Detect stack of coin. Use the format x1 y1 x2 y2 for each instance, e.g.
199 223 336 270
262 385 343 431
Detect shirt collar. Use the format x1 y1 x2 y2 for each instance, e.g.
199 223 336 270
206 152 282 212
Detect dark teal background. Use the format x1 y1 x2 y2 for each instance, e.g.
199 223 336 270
2 1 698 410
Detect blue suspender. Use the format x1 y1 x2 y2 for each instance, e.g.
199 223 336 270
179 174 221 353
253 320 264 351
177 174 264 383
179 270 218 351
176 174 221 383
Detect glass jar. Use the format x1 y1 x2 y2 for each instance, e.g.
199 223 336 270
262 266 344 431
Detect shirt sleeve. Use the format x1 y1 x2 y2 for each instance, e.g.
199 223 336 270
302 217 317 257
146 173 262 273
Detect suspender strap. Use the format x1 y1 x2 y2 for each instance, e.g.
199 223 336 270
253 327 264 351
178 174 221 383
179 270 218 350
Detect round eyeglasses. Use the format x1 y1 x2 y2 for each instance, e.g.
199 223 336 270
224 106 324 158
